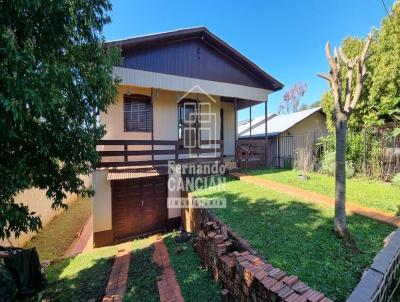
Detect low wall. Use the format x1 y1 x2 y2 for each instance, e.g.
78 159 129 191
347 229 400 302
194 210 332 302
0 175 92 247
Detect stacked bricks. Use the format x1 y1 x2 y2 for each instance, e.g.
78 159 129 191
195 218 333 302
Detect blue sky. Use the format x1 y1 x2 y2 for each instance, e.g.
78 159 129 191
104 0 394 121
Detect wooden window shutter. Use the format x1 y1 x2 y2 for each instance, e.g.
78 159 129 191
124 95 152 132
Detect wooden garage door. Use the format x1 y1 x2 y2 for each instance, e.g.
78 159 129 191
112 176 167 240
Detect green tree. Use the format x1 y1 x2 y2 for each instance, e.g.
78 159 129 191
322 3 400 130
369 2 400 126
0 0 121 239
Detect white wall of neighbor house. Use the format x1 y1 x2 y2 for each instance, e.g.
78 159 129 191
0 175 91 247
278 112 327 158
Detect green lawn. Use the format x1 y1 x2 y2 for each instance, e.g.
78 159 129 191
249 169 400 214
31 245 118 301
23 233 219 301
24 197 92 260
164 233 221 302
123 237 160 302
194 179 394 301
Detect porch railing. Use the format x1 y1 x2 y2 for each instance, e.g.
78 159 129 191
96 139 223 168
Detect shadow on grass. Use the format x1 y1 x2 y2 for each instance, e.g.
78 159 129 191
21 248 116 302
123 240 159 302
163 233 221 302
195 185 393 301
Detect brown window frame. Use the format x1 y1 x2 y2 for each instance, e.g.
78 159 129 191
124 94 152 132
178 98 200 148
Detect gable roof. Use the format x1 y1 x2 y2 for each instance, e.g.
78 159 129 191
106 27 283 92
239 107 323 137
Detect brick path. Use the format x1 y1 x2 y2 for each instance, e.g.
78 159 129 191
230 172 400 228
152 235 184 302
103 242 131 302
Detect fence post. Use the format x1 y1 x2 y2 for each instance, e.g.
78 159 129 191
364 128 367 176
124 144 128 162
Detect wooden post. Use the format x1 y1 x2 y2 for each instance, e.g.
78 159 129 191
249 105 252 138
124 144 128 162
151 88 154 163
265 97 268 167
364 128 367 175
234 98 238 164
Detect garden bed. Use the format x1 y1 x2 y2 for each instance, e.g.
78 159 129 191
194 178 394 301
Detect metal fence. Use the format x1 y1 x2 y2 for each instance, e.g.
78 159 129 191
269 132 325 169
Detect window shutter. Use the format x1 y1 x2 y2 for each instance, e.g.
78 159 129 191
124 95 152 132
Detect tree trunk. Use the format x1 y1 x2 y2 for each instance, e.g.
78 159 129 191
335 117 350 240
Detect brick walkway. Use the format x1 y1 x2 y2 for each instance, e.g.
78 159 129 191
152 235 184 302
230 172 400 228
103 242 131 302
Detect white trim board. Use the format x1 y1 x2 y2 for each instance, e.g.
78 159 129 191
113 67 270 102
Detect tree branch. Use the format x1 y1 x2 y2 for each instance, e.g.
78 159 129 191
343 63 354 112
348 34 372 113
325 42 339 77
317 73 332 82
338 47 350 65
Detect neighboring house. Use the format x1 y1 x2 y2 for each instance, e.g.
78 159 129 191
239 107 327 168
93 27 283 247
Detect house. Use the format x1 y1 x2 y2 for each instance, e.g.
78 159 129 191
238 107 327 168
92 27 283 247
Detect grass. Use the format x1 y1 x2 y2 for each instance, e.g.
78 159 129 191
23 234 219 301
123 237 159 302
164 232 221 302
24 197 92 261
194 179 394 301
31 245 118 301
248 168 400 214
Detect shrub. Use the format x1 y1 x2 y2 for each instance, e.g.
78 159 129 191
392 173 400 187
320 150 354 178
294 146 315 174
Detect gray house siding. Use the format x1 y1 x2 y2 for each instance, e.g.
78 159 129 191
121 38 266 89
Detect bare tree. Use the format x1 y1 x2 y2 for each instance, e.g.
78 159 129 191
279 82 308 114
317 34 372 240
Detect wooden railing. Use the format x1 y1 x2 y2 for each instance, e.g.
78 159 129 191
96 139 223 168
236 140 267 170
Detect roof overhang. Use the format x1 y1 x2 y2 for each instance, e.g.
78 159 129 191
114 67 270 102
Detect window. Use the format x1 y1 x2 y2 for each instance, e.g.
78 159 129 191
124 95 152 132
178 99 199 148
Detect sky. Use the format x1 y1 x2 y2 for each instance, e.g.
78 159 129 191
104 0 394 121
